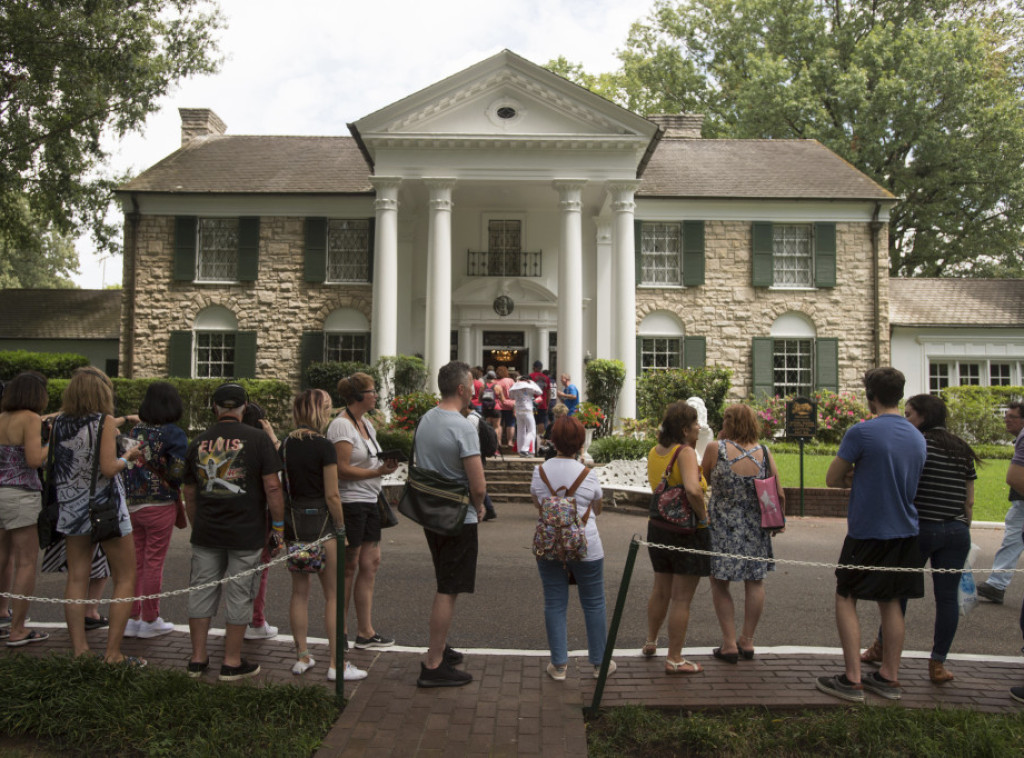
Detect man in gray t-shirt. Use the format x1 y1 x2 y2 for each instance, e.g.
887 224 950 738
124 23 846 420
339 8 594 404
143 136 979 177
414 361 486 688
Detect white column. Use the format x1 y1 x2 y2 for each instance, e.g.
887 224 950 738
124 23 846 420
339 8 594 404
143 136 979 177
424 179 456 393
535 326 549 371
554 180 586 400
608 181 639 420
459 326 472 366
370 177 401 362
594 218 613 360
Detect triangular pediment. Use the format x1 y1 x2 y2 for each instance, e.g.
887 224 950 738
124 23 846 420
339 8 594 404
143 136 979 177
351 50 657 162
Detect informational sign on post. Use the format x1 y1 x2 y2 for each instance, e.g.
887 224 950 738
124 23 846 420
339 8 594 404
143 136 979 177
785 397 818 440
785 397 818 517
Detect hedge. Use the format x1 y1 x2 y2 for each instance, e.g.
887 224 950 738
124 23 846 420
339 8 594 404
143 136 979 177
44 378 293 437
636 367 733 430
588 434 655 463
940 385 1024 444
0 351 90 381
305 361 380 407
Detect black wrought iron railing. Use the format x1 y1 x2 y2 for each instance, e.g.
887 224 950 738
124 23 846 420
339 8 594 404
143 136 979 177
467 250 542 277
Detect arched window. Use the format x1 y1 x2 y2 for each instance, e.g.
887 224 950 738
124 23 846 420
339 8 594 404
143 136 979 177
324 308 370 364
636 312 705 373
194 306 239 378
751 312 837 398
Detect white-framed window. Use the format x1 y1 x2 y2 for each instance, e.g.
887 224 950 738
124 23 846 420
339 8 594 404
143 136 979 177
640 222 682 286
193 305 238 378
641 337 682 371
197 218 239 282
324 308 370 364
929 359 1022 392
326 219 370 282
773 339 813 396
773 224 812 288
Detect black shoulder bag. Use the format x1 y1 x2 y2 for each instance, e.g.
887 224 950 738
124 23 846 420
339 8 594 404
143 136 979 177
89 415 123 543
397 417 470 536
37 419 61 550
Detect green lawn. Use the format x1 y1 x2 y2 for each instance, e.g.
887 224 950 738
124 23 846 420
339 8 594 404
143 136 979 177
773 452 1013 523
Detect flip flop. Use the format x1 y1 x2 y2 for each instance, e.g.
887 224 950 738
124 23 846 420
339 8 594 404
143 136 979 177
84 616 109 630
665 659 703 675
6 630 49 647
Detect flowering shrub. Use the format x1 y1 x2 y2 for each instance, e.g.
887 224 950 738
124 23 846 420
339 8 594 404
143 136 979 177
749 390 871 444
619 417 655 437
389 391 439 431
576 402 606 429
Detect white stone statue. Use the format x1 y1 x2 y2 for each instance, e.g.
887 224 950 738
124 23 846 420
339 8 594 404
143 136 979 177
686 396 715 463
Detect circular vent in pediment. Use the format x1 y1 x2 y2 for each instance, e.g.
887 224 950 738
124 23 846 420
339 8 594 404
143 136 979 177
486 97 525 128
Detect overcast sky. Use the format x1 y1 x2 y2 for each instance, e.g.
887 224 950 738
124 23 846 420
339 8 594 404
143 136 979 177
74 0 644 287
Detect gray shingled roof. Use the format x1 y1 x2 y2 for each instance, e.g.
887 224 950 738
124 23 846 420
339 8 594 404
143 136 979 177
889 278 1024 327
121 135 373 194
639 138 894 200
0 290 121 340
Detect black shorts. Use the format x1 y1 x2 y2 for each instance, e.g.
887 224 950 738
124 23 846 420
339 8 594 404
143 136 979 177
647 522 711 577
425 524 478 595
343 500 381 549
835 535 925 602
500 409 515 427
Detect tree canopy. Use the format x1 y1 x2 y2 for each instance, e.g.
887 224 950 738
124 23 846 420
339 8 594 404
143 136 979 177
0 0 222 285
548 0 1024 277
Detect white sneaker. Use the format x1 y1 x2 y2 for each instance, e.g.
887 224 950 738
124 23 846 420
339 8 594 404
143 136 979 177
327 662 368 682
123 619 141 638
136 617 175 639
594 660 617 679
244 622 278 640
292 656 316 675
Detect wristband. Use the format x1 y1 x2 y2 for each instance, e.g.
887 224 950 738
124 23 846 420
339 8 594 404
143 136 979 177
272 526 285 533
272 520 284 528
118 457 129 467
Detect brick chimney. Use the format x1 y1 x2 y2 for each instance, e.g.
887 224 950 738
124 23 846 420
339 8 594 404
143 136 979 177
179 108 227 146
647 113 704 138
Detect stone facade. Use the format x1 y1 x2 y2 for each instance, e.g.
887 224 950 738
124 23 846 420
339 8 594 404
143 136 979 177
636 221 889 398
120 215 372 387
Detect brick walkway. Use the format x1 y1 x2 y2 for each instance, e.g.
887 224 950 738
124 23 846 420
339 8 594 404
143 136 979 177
6 626 1024 757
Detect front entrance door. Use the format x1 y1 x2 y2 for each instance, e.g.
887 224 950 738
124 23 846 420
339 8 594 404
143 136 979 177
482 330 527 374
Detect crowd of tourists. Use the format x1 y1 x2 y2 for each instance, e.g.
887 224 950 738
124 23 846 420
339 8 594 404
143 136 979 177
0 362 1022 702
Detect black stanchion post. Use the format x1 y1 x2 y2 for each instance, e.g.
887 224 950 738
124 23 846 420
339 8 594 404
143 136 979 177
587 534 641 720
799 438 805 517
336 529 346 702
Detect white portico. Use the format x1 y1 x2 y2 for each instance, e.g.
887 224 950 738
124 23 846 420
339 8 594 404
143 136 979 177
350 50 659 395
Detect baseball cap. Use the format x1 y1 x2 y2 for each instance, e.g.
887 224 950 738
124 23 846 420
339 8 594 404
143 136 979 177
212 383 247 410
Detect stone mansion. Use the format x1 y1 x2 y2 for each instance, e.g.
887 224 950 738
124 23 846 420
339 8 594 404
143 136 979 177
117 50 895 415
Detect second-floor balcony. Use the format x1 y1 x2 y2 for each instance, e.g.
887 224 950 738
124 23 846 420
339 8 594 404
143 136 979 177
467 249 542 277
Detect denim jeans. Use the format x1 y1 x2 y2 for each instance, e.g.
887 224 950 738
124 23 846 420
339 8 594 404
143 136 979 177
536 558 607 666
987 500 1024 591
875 519 970 661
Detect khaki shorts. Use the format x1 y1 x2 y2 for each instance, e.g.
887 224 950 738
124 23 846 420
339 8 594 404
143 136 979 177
187 545 263 625
0 487 43 531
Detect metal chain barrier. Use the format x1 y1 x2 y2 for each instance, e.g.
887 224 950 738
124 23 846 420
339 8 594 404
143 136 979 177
636 536 1016 574
0 534 338 605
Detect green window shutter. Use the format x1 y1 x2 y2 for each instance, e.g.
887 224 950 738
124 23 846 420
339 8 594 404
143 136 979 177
167 331 193 378
751 222 774 287
234 332 258 378
173 217 197 282
300 331 324 387
815 338 839 392
682 221 705 287
634 219 643 284
814 222 837 288
304 218 327 283
237 217 260 282
684 336 706 368
751 337 775 399
636 336 643 374
366 218 376 283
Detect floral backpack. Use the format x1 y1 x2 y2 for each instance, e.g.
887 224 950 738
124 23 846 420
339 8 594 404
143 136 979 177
532 463 593 562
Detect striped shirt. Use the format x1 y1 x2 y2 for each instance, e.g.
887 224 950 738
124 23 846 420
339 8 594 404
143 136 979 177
914 437 977 523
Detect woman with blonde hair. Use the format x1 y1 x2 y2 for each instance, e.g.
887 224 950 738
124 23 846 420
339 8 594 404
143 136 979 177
701 403 785 663
644 401 709 674
327 372 399 658
282 389 363 681
53 367 144 664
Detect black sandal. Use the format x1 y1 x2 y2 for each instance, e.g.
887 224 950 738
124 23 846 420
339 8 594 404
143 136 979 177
84 616 109 630
713 647 738 664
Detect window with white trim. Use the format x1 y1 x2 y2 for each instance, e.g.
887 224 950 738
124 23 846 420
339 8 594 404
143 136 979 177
929 359 1022 392
929 363 950 393
326 219 370 282
641 337 682 371
325 334 369 363
640 222 682 286
773 339 813 396
773 224 812 288
193 305 238 378
197 218 239 281
991 363 1013 386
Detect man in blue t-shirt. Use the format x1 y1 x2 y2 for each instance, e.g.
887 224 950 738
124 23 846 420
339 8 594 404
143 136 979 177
816 368 926 704
557 373 580 415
